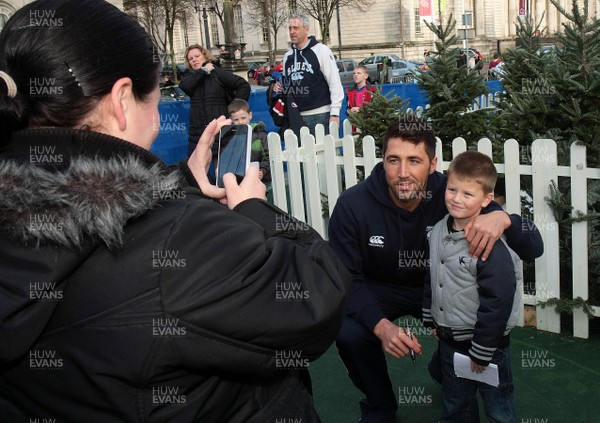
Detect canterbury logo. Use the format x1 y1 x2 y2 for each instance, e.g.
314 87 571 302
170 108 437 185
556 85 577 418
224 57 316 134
368 235 385 248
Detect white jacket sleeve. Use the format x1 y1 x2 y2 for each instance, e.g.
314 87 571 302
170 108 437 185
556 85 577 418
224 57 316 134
317 44 344 116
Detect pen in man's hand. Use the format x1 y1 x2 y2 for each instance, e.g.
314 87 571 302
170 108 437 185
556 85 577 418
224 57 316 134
404 318 416 364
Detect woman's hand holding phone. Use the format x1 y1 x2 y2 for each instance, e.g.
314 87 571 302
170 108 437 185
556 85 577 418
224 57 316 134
222 165 266 209
188 116 265 208
188 116 229 201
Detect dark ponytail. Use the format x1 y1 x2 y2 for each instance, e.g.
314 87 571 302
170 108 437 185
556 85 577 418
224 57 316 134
0 0 160 143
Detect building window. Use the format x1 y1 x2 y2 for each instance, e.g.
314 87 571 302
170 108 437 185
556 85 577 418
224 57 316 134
414 7 421 34
234 4 244 43
210 12 219 46
262 25 269 43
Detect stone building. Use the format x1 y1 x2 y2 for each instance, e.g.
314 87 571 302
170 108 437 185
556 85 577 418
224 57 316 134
3 0 600 64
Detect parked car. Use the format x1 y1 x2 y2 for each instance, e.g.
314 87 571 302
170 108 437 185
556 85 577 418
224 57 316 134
388 60 424 83
357 54 422 83
160 85 189 102
336 59 357 86
358 53 401 83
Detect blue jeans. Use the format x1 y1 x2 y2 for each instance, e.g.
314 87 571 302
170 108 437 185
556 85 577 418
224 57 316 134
301 112 330 136
439 340 516 423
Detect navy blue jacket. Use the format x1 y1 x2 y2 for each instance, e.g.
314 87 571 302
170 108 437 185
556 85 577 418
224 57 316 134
281 36 344 115
328 162 544 332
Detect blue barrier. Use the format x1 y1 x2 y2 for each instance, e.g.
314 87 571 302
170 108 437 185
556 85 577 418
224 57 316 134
151 100 190 165
152 81 503 165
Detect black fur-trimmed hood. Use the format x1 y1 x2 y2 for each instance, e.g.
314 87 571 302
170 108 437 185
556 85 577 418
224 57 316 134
0 129 183 249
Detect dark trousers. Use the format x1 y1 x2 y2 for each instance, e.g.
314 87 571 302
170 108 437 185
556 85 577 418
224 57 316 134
335 284 422 423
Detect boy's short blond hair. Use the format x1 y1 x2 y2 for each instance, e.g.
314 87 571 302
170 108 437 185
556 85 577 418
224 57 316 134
228 98 251 116
447 151 497 194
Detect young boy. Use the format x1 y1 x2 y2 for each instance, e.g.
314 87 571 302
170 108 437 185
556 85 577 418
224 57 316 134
345 65 375 115
423 151 523 423
227 99 271 183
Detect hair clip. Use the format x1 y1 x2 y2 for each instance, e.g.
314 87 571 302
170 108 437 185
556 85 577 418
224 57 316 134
64 62 81 87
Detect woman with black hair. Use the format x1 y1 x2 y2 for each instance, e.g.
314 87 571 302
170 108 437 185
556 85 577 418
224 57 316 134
0 1 350 421
180 44 251 157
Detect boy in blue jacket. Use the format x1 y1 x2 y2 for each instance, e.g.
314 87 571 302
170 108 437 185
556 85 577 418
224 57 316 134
423 151 522 423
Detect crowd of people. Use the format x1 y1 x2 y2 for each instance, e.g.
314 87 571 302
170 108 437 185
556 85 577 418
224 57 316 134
0 1 540 422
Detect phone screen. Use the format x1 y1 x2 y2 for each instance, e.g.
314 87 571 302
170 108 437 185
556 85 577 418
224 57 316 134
215 124 252 188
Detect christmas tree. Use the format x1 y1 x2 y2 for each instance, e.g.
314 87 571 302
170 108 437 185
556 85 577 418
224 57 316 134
347 86 409 153
493 12 566 151
498 0 600 318
416 13 491 151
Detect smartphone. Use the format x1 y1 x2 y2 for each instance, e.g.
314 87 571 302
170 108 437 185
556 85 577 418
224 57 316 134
215 124 252 188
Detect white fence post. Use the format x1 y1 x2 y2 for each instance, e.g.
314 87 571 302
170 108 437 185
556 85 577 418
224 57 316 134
531 139 561 333
571 142 589 338
362 135 378 176
503 139 522 215
502 139 526 327
268 132 287 212
268 128 598 338
285 129 307 222
302 129 324 235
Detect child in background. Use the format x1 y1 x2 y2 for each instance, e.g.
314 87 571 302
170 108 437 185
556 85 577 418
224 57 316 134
227 99 271 184
345 65 375 115
423 151 528 423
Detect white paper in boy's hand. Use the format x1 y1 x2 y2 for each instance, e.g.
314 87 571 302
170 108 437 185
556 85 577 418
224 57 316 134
453 352 499 387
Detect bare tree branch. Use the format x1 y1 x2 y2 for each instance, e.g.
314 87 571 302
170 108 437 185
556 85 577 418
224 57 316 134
294 0 372 45
242 0 289 63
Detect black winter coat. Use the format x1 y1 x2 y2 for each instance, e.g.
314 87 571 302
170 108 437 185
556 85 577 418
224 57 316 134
0 128 350 422
179 63 251 155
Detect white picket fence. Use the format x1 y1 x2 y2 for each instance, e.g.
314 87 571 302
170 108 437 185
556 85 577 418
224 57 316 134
267 119 600 339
